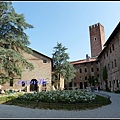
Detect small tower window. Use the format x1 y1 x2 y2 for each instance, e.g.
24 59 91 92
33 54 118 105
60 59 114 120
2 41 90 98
94 37 97 41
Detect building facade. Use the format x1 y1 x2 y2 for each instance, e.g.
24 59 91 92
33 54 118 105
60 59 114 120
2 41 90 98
1 49 52 92
69 56 100 90
68 22 120 91
89 23 105 57
98 22 120 91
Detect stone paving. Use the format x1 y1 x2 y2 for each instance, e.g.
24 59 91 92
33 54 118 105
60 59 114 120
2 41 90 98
0 91 120 118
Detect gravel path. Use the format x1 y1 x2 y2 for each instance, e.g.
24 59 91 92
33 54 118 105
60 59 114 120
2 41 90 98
0 91 120 118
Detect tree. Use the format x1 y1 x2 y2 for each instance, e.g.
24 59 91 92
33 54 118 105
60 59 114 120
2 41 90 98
52 42 75 90
61 61 76 89
88 75 97 86
88 75 92 86
94 77 99 86
102 66 108 91
0 2 34 84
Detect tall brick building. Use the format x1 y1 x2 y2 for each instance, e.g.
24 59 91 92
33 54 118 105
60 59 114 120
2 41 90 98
98 22 120 91
69 22 120 91
89 23 105 57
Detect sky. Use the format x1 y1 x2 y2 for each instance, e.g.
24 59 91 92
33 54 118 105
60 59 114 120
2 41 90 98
12 1 120 62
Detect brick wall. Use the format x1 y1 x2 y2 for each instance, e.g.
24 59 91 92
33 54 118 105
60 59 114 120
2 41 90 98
98 32 120 91
2 50 52 92
89 23 105 57
70 59 100 90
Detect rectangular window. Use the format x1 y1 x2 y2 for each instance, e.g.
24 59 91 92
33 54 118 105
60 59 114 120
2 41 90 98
80 68 82 73
110 47 112 53
110 81 111 88
85 76 87 80
114 59 117 67
112 44 114 51
91 67 94 72
10 79 13 86
116 80 119 87
107 51 108 56
85 68 87 73
97 68 99 71
97 74 99 78
108 64 110 70
43 60 47 63
112 61 113 69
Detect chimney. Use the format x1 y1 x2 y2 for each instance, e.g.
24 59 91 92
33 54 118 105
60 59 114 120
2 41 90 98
86 54 90 61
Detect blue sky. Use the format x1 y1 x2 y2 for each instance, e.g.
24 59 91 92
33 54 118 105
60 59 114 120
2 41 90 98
12 1 120 61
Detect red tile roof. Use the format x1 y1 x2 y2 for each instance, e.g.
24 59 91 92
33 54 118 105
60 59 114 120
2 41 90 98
70 58 97 65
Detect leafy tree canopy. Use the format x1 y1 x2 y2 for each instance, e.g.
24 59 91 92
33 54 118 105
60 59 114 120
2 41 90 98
52 42 76 89
0 1 34 84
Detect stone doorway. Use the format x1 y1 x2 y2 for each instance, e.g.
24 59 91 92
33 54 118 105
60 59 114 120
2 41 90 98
80 82 83 89
84 82 88 89
30 79 38 92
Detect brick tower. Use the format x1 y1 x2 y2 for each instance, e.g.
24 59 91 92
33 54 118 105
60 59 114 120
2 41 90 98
89 23 105 57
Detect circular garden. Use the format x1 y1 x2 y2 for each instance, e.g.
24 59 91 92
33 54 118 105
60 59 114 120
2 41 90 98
2 89 111 110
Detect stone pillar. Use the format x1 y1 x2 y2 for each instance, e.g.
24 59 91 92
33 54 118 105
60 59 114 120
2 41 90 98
60 77 64 90
38 85 42 92
27 85 30 93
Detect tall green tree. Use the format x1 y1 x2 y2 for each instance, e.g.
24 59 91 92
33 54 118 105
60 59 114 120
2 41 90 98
88 75 92 86
0 1 34 84
94 77 99 86
102 66 108 91
52 42 76 90
61 61 76 89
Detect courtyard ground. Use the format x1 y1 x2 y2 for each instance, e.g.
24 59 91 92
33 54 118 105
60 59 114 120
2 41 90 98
0 90 120 118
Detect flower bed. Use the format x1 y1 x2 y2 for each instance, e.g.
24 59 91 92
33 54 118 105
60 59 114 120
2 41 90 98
17 90 96 103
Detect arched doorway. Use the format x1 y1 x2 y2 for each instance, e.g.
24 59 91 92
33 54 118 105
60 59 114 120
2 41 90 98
30 79 38 92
